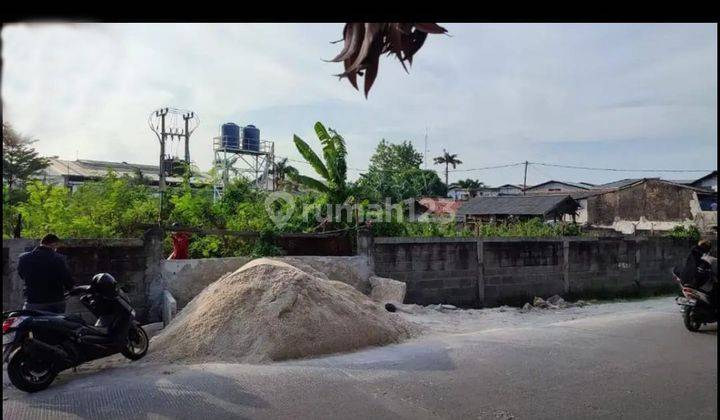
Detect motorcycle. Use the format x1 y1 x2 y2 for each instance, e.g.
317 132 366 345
673 267 717 332
2 284 149 393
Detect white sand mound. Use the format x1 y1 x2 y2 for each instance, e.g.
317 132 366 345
148 258 417 364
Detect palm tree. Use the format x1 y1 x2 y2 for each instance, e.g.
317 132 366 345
449 179 484 190
287 122 350 203
433 149 462 187
271 158 298 191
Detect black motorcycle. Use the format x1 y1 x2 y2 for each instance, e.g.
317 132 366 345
2 283 149 392
673 268 718 332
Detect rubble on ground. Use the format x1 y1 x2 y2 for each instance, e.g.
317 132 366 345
520 295 589 312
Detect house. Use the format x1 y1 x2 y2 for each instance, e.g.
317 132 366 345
447 186 502 200
565 178 717 234
40 157 210 191
524 180 593 194
416 198 463 222
497 184 524 195
457 195 580 224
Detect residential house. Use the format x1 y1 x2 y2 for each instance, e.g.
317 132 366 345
565 178 717 234
524 180 593 194
415 198 463 222
497 184 524 195
457 195 580 225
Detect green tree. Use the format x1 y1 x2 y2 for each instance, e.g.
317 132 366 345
2 123 50 237
433 149 462 187
287 122 351 203
449 179 484 190
358 139 445 201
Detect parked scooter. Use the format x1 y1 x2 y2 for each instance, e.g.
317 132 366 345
673 267 717 332
2 273 149 392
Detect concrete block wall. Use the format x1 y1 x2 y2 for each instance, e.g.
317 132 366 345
372 236 699 308
373 238 479 307
2 232 163 323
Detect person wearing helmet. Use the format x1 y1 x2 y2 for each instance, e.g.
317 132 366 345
680 240 717 307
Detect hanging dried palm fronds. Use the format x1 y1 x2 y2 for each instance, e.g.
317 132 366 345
329 23 447 97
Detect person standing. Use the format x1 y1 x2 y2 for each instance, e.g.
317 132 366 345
167 223 190 260
17 233 75 313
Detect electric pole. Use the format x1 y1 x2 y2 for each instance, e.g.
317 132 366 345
522 160 529 195
183 112 194 163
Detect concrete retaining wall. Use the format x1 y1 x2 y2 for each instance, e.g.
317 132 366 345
371 236 702 307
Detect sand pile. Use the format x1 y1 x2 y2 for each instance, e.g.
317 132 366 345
148 258 417 364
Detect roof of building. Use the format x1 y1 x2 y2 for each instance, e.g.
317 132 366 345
525 180 592 191
496 184 523 189
691 170 717 185
42 157 210 184
418 198 464 215
457 195 579 217
570 178 715 200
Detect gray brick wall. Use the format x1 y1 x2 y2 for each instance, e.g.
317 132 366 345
372 236 700 308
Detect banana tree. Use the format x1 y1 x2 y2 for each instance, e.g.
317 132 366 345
288 122 350 204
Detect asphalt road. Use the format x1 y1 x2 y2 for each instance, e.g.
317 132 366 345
3 298 717 419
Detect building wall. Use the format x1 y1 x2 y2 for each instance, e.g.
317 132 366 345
585 180 709 232
371 236 702 307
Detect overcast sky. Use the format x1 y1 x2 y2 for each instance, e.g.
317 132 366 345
2 23 717 186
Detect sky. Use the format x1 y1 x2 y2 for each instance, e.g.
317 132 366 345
2 23 717 187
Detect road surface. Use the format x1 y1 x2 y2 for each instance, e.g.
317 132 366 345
3 297 717 419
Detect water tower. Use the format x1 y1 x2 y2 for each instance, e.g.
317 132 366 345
212 122 274 200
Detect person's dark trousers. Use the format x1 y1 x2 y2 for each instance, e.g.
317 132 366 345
23 301 66 314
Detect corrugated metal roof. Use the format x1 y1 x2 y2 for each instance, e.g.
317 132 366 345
526 180 592 191
42 158 210 184
593 178 646 189
457 195 578 216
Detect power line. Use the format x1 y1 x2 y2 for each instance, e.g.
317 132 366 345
530 161 713 173
275 155 712 176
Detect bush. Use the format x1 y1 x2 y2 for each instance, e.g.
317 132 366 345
666 225 701 242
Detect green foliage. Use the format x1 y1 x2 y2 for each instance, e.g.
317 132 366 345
371 218 582 238
450 179 485 190
17 174 158 238
477 218 581 237
2 123 50 193
666 225 701 241
357 139 446 202
288 122 351 204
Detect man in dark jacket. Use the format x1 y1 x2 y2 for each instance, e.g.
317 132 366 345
17 233 75 313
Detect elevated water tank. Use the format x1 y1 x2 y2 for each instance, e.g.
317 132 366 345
221 123 240 150
242 124 260 151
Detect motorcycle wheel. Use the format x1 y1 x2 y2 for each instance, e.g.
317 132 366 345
121 325 149 361
682 308 702 332
7 352 58 393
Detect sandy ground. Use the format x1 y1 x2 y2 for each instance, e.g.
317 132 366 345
3 295 716 419
3 295 678 377
394 297 674 335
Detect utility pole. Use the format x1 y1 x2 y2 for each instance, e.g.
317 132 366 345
522 160 529 195
183 112 194 163
157 108 169 222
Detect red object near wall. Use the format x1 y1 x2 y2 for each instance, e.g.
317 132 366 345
168 232 190 260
